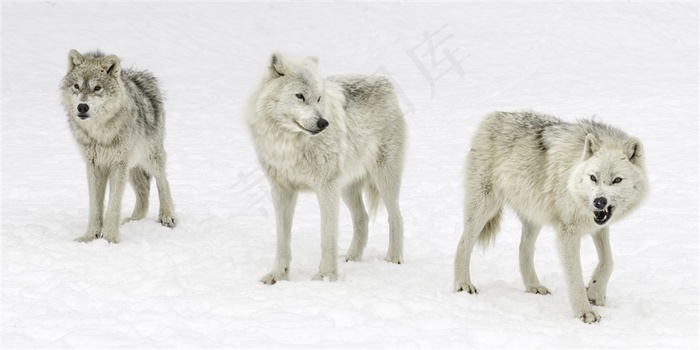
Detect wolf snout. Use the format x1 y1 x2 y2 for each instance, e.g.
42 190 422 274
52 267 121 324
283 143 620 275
593 197 607 210
592 197 614 225
316 117 329 131
77 104 90 119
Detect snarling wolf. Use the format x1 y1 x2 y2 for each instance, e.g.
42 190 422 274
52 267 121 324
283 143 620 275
454 111 648 323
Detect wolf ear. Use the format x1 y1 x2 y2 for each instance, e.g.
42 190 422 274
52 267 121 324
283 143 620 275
625 137 644 166
102 54 121 78
270 51 286 78
582 133 601 160
68 49 84 72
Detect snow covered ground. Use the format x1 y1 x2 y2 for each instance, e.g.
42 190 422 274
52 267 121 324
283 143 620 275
2 1 698 348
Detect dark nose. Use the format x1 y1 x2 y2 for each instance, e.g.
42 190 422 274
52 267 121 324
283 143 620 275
593 197 607 210
77 104 89 113
317 118 329 130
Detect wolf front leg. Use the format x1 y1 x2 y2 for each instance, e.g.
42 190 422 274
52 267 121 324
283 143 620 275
261 185 297 285
587 227 613 306
313 185 339 281
100 162 128 243
76 163 107 243
557 227 601 323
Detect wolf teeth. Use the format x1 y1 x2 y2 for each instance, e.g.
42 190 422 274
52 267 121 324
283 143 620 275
594 210 607 221
594 206 614 224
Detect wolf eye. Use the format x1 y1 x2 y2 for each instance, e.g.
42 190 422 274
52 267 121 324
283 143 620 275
73 84 80 89
590 175 597 183
613 177 623 184
94 86 102 92
317 96 321 103
295 93 305 102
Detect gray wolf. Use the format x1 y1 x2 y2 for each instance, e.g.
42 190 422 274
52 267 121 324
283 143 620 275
453 111 648 323
60 50 176 243
244 51 407 284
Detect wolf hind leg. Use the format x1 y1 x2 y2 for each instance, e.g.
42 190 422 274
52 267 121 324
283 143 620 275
454 179 502 294
518 218 550 295
150 150 176 228
154 173 176 228
123 166 151 224
372 163 404 265
342 179 369 262
454 208 502 293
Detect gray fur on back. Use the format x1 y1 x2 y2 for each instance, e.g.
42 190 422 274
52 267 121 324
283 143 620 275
469 111 643 230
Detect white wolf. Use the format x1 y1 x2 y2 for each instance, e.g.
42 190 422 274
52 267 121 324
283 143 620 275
60 50 176 243
244 51 407 284
454 111 648 323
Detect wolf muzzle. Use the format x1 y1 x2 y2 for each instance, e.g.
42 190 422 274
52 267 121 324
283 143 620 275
593 196 614 225
77 104 90 120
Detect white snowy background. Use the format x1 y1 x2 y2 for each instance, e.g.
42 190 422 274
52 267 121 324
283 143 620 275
2 1 698 348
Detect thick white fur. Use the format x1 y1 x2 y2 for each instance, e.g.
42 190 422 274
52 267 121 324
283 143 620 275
454 111 648 323
245 51 407 283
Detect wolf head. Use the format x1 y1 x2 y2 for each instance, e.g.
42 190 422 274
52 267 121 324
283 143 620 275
60 50 123 122
252 51 329 136
569 133 648 226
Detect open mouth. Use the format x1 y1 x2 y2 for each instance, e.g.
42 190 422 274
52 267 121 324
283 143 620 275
78 114 90 120
593 206 614 225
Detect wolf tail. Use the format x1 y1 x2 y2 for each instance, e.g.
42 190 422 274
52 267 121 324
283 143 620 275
476 208 503 248
365 182 381 219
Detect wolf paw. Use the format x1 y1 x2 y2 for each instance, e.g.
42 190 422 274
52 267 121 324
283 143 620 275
261 271 287 285
159 216 176 228
454 282 478 294
75 233 99 243
101 233 120 244
311 272 337 282
579 310 601 324
384 254 402 264
345 243 364 262
586 285 606 306
526 285 551 295
587 292 606 306
345 249 362 262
